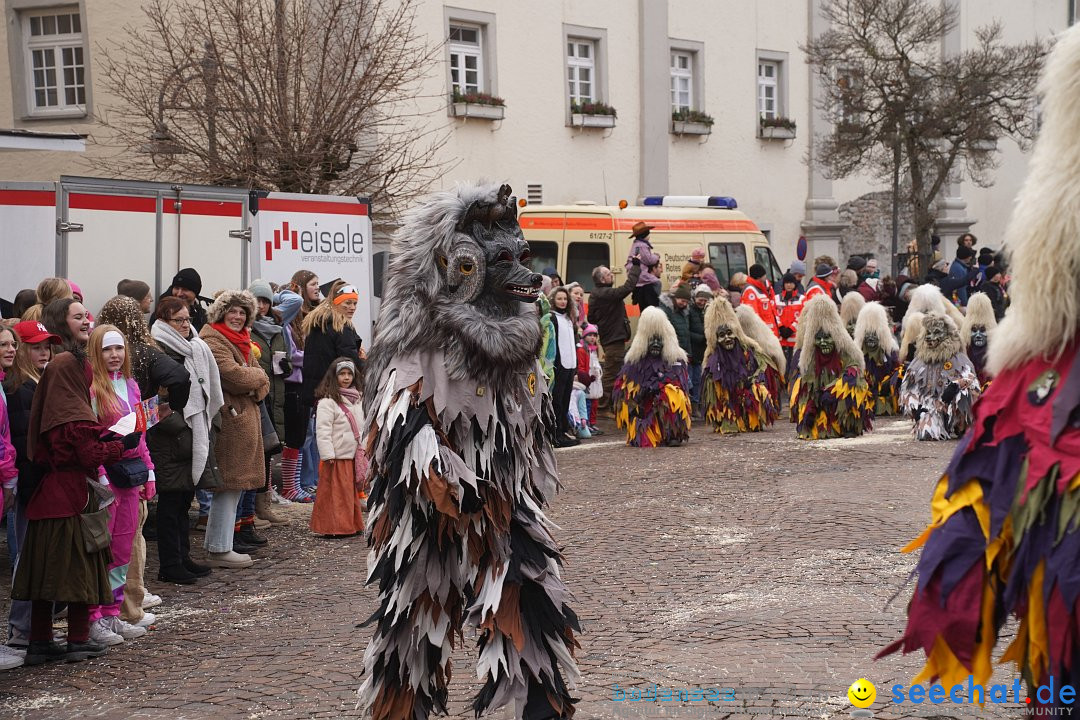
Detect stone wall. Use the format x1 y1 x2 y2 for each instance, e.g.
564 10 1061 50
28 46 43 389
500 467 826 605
837 190 916 275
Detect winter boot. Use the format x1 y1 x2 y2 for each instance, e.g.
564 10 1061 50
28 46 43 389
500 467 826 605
255 492 288 526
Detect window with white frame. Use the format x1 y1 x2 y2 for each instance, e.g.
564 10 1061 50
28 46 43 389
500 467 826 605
449 23 483 95
671 52 692 113
21 8 86 114
567 39 596 105
758 60 779 120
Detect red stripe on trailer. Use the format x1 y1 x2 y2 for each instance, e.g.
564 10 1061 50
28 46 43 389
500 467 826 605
68 193 156 213
0 190 54 206
164 199 242 217
259 198 368 215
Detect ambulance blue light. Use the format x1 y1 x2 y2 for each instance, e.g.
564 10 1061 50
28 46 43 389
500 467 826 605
642 196 664 206
707 196 738 209
640 195 738 209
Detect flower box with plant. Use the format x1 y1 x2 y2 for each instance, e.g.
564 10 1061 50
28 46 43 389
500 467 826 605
759 115 796 140
452 89 506 120
570 101 617 128
672 108 714 135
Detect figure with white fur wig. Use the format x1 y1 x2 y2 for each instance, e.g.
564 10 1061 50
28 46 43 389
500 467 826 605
735 304 786 416
905 283 966 332
701 299 775 433
960 291 997 388
882 26 1080 711
359 183 579 719
899 312 980 440
854 302 901 416
789 295 873 439
839 291 866 338
612 306 692 446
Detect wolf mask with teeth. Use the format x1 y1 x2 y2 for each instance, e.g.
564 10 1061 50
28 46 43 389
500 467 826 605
359 182 580 720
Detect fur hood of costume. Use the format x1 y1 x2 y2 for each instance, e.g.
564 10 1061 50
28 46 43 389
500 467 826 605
854 302 899 355
961 292 998 349
906 283 965 329
796 295 865 376
899 311 925 361
364 182 542 412
206 289 256 329
915 312 963 364
735 304 786 374
626 306 687 365
840 291 866 330
705 298 758 358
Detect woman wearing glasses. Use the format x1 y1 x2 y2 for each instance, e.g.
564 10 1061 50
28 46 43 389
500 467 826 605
149 297 225 580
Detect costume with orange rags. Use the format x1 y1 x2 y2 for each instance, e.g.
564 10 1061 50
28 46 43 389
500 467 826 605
880 26 1080 712
612 306 692 446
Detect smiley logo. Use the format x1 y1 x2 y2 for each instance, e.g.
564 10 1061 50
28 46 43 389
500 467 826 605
848 678 876 708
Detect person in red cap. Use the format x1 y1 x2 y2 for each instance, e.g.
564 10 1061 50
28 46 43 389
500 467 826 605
741 264 780 338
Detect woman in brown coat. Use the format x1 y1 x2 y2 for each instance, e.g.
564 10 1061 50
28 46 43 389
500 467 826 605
198 290 269 569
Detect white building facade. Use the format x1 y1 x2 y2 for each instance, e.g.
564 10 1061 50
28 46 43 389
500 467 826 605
0 0 1072 270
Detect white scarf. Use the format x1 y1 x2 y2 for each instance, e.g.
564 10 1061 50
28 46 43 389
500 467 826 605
151 319 225 481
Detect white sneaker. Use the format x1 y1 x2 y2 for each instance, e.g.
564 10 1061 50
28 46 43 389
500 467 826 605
89 617 124 647
270 488 291 505
141 593 162 610
0 644 25 670
112 617 147 640
134 612 156 629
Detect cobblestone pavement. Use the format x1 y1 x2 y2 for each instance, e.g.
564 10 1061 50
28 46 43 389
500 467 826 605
0 417 1027 719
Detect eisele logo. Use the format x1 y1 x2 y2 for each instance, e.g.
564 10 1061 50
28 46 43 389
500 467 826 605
264 220 366 261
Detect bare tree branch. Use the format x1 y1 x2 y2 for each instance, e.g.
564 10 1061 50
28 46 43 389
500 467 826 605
802 0 1046 277
93 0 454 222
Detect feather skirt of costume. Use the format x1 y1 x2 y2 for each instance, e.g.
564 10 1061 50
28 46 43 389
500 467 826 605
787 348 802 424
792 350 873 440
900 353 981 441
757 352 784 418
864 348 901 417
701 344 775 433
879 341 1080 711
612 356 691 447
358 350 581 720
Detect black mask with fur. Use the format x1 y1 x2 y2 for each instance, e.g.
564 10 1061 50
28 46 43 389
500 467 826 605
365 183 545 406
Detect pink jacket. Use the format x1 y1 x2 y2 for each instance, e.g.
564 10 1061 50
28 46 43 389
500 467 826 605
93 375 155 487
0 385 16 490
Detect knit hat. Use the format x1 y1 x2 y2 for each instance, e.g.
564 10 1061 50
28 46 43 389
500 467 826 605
693 284 713 298
171 267 202 295
67 280 83 299
116 279 151 303
247 279 273 303
984 265 1003 281
582 323 599 336
788 260 806 276
749 264 767 280
672 284 692 301
690 247 706 263
846 256 867 272
932 259 950 273
781 272 798 287
956 246 976 260
978 247 996 259
815 263 833 279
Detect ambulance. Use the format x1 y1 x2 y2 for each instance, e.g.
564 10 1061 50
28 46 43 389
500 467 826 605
517 196 783 310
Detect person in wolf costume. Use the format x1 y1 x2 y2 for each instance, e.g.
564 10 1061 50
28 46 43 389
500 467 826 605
358 183 580 720
735 303 786 415
881 26 1080 711
611 306 692 447
899 312 980 440
960 291 996 389
790 295 873 439
853 301 900 417
701 299 775 433
839 291 866 338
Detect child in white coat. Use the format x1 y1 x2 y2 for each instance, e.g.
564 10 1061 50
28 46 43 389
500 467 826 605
309 358 367 537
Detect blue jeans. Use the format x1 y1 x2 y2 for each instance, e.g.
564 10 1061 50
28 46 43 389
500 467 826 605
197 489 213 517
5 505 15 567
300 415 320 491
235 489 256 521
8 498 30 642
689 362 703 406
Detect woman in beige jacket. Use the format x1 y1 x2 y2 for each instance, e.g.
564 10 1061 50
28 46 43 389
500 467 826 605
309 358 366 537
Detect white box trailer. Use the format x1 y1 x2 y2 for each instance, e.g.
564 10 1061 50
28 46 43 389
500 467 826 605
0 176 375 346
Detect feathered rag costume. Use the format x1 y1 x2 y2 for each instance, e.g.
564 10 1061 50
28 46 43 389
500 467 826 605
790 295 873 439
359 183 580 720
881 26 1080 710
702 300 775 433
735 304 786 416
899 312 980 441
961 292 997 389
854 302 900 417
612 306 692 447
